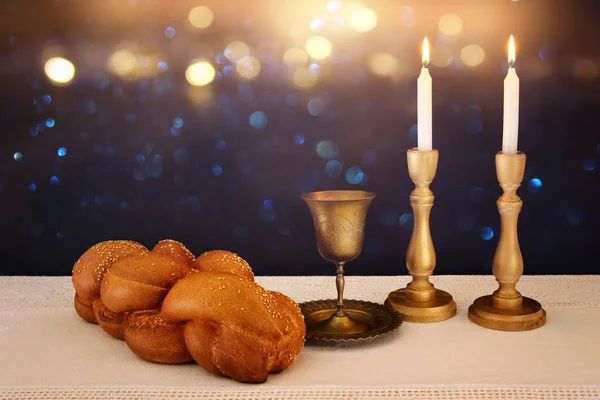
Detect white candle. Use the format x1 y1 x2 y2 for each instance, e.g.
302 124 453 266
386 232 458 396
417 37 432 152
502 35 519 155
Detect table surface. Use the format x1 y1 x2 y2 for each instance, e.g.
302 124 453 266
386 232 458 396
1 275 599 400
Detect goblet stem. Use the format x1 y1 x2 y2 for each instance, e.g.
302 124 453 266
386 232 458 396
334 262 346 317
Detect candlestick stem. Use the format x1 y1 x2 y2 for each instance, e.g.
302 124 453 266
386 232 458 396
385 149 456 323
468 152 546 331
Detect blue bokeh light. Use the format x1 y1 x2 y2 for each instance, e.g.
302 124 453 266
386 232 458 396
172 117 183 128
582 157 596 171
212 164 223 176
164 27 176 38
293 134 305 145
480 226 494 240
408 124 418 140
42 95 52 104
45 118 55 128
307 98 326 116
399 213 414 229
28 182 36 192
13 152 22 161
325 160 343 177
57 147 67 157
249 111 268 129
566 209 583 227
345 167 364 184
157 61 168 72
316 141 338 159
49 176 59 185
528 178 542 193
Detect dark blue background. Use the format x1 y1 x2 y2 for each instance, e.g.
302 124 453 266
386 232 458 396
1 0 598 276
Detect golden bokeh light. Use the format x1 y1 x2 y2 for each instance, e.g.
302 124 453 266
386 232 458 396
188 6 214 29
348 7 378 32
224 41 250 63
460 44 485 67
107 49 137 77
368 52 399 77
438 13 463 36
44 57 75 85
508 35 516 65
292 67 319 89
305 36 332 60
185 60 216 86
187 86 213 105
236 56 261 80
283 48 308 67
572 57 599 80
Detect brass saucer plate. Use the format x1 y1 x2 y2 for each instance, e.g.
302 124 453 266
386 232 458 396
299 299 403 343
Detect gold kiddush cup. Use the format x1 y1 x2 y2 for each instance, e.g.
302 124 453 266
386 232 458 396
302 190 376 335
468 152 546 331
385 149 456 323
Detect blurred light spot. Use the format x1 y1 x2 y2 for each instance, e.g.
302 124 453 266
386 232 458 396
309 63 321 73
42 95 52 104
399 213 413 229
458 212 476 232
368 52 399 77
408 124 418 140
28 182 37 192
108 49 137 77
164 27 176 38
84 99 97 114
348 7 377 32
57 147 67 157
283 48 308 67
224 41 250 62
325 160 343 177
146 154 163 178
44 57 75 85
480 226 494 240
13 152 23 161
185 60 215 86
538 45 554 61
57 232 64 239
316 140 338 159
582 157 596 171
249 111 268 129
172 117 183 128
49 176 59 185
467 118 483 135
293 134 305 145
401 6 415 27
470 186 488 203
264 199 274 208
174 148 190 165
379 208 399 227
188 6 214 29
310 18 325 32
135 154 145 163
345 167 364 184
216 140 227 150
460 45 485 67
46 118 55 128
292 68 319 89
327 1 342 13
307 97 327 116
236 56 261 80
566 209 583 227
528 178 543 193
212 164 223 176
30 127 38 136
157 61 168 72
438 14 463 36
572 58 598 80
305 36 332 60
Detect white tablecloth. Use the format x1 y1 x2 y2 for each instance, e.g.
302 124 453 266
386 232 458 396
1 275 599 399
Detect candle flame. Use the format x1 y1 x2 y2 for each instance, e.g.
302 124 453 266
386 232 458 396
422 37 429 66
508 35 516 66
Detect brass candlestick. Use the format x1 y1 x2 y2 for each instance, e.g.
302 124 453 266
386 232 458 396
468 151 546 331
385 149 456 323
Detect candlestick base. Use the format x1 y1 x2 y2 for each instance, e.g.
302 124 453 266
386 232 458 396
468 295 546 332
385 288 456 323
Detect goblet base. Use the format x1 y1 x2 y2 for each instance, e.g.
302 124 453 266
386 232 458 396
385 288 456 323
468 295 546 331
315 313 368 335
300 299 402 343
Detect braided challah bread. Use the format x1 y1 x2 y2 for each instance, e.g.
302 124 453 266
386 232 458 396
161 271 305 383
